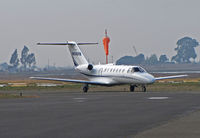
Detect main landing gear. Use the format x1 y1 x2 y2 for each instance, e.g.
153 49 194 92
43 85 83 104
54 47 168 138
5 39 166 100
83 84 89 93
130 85 146 92
130 85 135 92
142 85 146 92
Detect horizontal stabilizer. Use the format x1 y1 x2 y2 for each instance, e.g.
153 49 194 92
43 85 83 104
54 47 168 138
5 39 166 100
77 43 98 45
155 75 188 80
37 42 98 46
37 43 68 45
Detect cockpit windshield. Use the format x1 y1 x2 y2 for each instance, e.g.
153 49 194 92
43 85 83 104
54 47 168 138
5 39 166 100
133 67 145 73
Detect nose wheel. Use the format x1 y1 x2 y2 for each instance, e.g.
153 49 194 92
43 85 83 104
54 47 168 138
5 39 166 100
83 84 89 93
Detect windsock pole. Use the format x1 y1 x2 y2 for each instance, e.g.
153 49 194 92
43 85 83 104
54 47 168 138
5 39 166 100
106 55 108 64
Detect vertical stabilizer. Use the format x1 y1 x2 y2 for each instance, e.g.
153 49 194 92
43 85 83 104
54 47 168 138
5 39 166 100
67 42 88 66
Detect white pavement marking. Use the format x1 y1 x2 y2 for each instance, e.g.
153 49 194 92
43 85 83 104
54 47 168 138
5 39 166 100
73 98 88 103
73 98 87 100
148 97 169 100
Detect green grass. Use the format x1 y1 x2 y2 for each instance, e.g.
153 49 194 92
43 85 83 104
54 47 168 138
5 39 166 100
0 82 199 92
0 82 199 99
148 82 200 92
0 93 27 99
0 84 82 91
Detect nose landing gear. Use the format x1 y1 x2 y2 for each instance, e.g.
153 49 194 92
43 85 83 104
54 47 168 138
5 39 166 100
142 85 146 92
83 84 89 93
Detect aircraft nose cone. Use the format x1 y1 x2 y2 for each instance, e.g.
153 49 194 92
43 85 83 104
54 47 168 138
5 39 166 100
149 76 156 83
144 74 155 84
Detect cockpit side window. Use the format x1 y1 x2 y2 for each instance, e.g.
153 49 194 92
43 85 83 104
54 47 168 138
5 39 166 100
133 67 145 73
133 67 140 72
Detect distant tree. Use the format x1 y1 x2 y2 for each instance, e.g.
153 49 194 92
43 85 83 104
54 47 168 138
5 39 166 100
159 54 168 63
0 62 9 71
27 53 36 69
171 37 199 63
145 54 158 65
116 54 145 65
20 46 29 70
10 49 19 68
134 54 145 64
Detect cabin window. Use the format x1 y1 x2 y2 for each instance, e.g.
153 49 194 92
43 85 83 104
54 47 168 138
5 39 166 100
110 69 112 72
131 69 134 73
116 69 118 72
127 68 132 73
122 69 125 73
127 69 129 73
100 68 103 72
119 69 121 72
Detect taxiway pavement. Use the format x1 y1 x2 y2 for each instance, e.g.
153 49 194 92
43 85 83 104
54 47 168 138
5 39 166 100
0 91 200 138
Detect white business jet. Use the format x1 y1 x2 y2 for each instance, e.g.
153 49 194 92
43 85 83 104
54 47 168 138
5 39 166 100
31 41 187 92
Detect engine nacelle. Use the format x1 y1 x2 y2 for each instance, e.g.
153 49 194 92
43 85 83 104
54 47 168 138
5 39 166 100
88 64 93 70
76 64 93 72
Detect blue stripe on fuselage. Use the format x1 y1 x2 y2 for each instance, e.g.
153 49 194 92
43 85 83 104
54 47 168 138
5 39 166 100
80 72 141 82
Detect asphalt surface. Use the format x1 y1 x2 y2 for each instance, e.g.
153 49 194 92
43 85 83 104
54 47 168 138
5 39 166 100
0 91 200 138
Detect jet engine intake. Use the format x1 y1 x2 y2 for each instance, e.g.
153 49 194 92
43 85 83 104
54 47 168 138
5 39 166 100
88 64 93 70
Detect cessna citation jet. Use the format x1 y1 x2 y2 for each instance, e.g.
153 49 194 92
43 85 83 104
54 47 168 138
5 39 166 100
31 41 187 92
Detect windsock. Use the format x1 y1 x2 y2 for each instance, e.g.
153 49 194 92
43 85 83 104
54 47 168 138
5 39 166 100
103 29 110 64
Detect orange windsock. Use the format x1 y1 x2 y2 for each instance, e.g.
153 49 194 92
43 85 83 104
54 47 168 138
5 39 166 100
103 30 110 55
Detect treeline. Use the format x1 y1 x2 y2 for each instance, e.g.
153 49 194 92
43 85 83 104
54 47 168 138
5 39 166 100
0 46 36 72
116 36 199 65
116 54 169 65
0 36 199 72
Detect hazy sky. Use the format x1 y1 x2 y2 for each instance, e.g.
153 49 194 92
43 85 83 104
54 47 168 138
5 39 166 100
1 0 200 67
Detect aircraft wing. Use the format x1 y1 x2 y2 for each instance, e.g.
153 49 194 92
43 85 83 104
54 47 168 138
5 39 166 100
30 77 109 85
155 75 188 80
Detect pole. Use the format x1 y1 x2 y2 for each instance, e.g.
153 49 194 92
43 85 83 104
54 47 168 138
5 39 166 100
106 55 108 64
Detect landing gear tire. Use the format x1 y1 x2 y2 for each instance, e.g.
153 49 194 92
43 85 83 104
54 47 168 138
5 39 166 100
130 85 135 92
83 87 88 93
142 86 146 92
83 84 89 93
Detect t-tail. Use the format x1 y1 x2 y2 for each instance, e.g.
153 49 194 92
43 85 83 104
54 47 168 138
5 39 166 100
37 41 98 67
